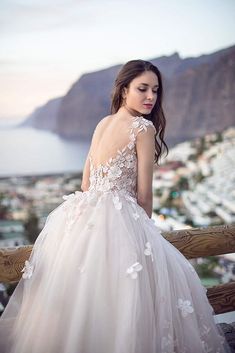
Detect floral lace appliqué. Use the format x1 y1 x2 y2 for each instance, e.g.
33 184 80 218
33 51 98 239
133 118 156 134
88 116 156 199
132 211 140 220
161 333 173 351
62 191 95 237
176 298 194 317
161 333 180 353
85 221 95 231
21 260 34 279
112 194 122 210
201 340 213 353
126 261 143 279
144 242 154 261
199 324 211 337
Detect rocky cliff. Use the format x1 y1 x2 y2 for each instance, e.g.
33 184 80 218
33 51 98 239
19 45 235 146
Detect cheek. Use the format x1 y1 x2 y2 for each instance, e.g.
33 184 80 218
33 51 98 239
128 91 142 103
134 91 144 101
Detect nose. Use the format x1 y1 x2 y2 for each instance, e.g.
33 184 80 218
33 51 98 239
146 89 154 101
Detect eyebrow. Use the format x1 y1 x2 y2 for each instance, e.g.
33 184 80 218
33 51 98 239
139 83 159 87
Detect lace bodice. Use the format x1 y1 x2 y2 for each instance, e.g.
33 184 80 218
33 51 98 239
88 115 156 199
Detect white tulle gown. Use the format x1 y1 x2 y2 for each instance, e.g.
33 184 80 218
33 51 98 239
0 116 232 353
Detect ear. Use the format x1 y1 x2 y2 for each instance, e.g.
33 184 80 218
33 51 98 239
122 87 127 99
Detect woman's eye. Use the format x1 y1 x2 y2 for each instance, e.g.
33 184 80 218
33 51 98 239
138 88 158 94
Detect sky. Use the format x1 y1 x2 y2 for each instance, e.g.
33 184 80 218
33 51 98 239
0 0 235 124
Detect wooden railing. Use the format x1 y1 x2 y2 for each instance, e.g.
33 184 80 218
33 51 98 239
0 224 235 315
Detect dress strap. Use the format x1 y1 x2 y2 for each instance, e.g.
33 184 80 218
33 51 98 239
131 116 156 140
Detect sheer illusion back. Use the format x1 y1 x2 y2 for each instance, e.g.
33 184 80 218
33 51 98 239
88 115 156 198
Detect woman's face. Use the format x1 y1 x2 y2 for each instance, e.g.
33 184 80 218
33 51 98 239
123 70 159 115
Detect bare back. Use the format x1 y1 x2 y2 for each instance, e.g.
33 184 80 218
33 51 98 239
89 115 135 169
86 114 156 204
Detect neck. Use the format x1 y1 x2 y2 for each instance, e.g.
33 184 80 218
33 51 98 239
121 105 143 118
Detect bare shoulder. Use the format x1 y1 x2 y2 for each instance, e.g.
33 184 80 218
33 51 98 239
99 114 112 124
94 115 112 133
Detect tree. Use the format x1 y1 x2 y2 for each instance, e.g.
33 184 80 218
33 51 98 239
177 177 189 190
24 210 39 244
0 193 10 219
195 256 219 277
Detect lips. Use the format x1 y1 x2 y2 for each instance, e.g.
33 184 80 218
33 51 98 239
143 104 153 108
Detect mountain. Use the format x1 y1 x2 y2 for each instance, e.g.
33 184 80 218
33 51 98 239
19 97 62 131
18 45 235 147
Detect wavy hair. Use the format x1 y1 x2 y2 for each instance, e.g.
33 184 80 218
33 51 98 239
110 59 168 166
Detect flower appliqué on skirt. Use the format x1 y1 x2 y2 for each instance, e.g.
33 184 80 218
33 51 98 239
176 298 194 317
21 260 34 279
144 242 154 262
126 262 143 279
112 195 122 210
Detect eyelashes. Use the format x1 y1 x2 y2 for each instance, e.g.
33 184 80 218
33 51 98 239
138 88 158 94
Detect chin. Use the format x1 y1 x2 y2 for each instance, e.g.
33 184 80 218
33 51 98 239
137 108 148 114
141 108 152 115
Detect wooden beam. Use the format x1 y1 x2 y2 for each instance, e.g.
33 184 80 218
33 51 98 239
206 281 235 314
163 224 235 259
0 225 235 315
0 245 32 283
0 224 235 282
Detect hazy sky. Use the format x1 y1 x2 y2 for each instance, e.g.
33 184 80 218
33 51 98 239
1 0 235 123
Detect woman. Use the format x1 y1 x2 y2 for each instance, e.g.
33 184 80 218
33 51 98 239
0 60 231 353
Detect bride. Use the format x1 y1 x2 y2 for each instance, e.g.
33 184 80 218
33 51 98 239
0 59 231 353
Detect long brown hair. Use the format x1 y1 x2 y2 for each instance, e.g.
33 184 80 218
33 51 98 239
110 59 168 166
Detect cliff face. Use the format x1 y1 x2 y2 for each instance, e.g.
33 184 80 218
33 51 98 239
160 46 235 144
53 67 118 139
19 97 62 131
19 45 235 145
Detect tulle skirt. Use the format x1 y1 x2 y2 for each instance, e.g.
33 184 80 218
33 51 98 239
0 190 232 353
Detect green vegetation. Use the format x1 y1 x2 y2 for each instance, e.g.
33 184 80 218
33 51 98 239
23 210 39 244
0 193 10 219
195 256 219 277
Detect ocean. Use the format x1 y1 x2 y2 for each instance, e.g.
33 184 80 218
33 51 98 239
0 126 90 177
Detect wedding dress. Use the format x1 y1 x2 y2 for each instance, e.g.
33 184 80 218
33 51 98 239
0 115 232 353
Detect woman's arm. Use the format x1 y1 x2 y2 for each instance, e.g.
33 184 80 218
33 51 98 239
135 125 155 218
